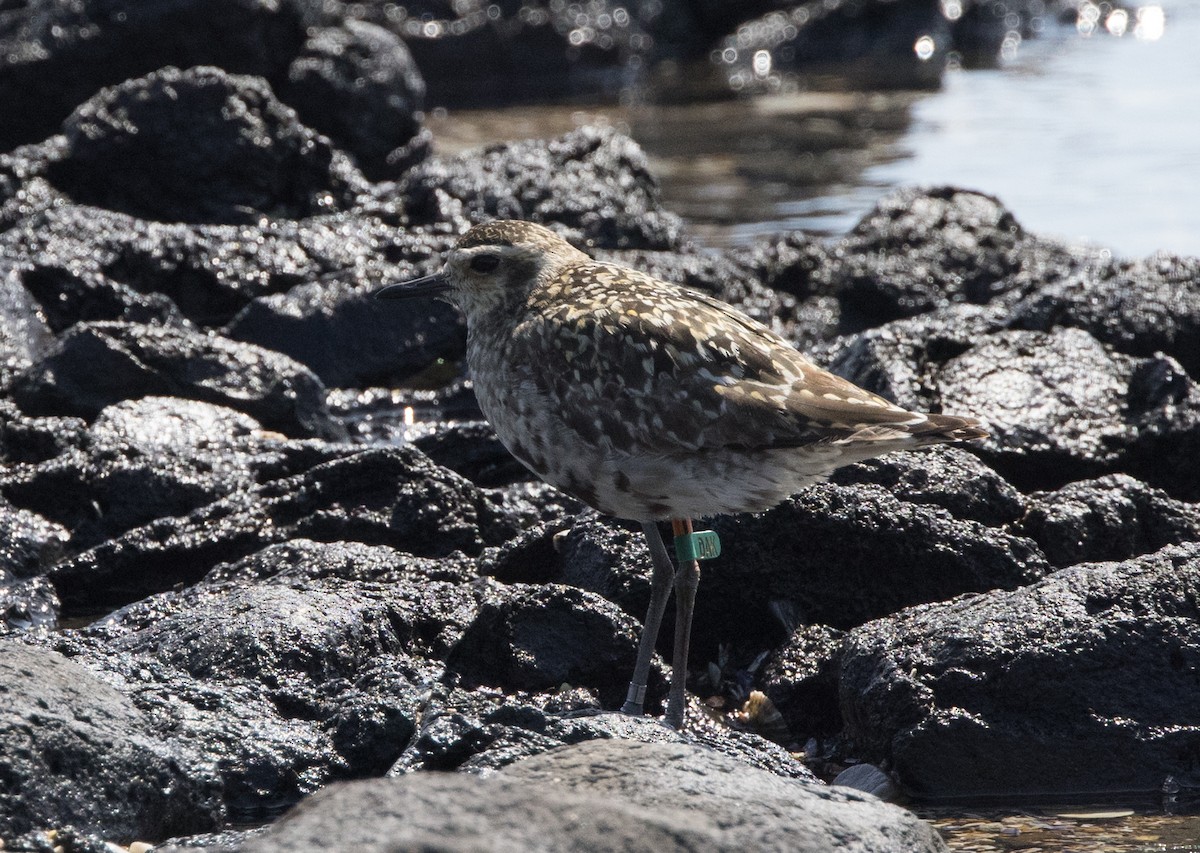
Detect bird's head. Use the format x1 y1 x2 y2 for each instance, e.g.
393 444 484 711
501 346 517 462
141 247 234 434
375 220 587 324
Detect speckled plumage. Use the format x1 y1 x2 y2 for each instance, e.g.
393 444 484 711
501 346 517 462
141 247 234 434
378 219 987 729
393 220 985 521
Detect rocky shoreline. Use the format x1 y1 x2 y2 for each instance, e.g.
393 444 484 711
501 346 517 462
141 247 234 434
3 1 1199 851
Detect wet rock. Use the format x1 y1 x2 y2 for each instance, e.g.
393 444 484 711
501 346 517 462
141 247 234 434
554 511 652 609
43 65 367 224
381 0 648 107
761 624 847 739
11 321 341 439
724 231 845 343
0 0 310 153
399 126 685 250
804 187 1094 338
224 274 464 387
0 206 444 328
48 446 513 614
446 581 643 709
394 685 817 780
0 498 68 577
278 20 426 180
0 400 87 464
699 486 1046 646
937 327 1200 495
833 763 899 802
13 263 187 333
329 379 485 445
827 302 995 413
480 516 576 586
1005 252 1200 378
410 420 531 488
60 561 478 820
1016 474 1200 568
203 538 477 587
0 641 222 840
833 188 1034 316
210 739 944 853
555 487 1046 663
0 398 307 551
835 317 1200 498
840 543 1200 800
0 263 54 387
831 445 1025 527
485 478 585 529
0 574 59 633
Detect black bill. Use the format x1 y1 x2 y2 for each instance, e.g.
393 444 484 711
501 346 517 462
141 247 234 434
374 273 450 299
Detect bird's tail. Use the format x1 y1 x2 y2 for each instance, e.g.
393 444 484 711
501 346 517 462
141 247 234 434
910 413 989 442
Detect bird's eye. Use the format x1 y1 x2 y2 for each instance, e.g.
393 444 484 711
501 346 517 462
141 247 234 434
469 253 501 274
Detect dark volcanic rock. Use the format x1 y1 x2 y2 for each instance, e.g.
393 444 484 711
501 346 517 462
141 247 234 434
398 126 685 250
831 445 1025 527
203 538 477 587
410 420 531 488
556 486 1045 663
937 328 1200 495
44 66 367 224
0 397 306 551
0 574 59 633
1016 474 1200 568
828 303 994 413
11 321 341 439
379 0 649 107
840 543 1200 800
835 315 1200 498
393 686 817 780
446 582 643 709
0 641 222 841
1005 252 1200 378
0 263 54 388
13 263 186 333
48 446 513 613
761 623 847 739
0 400 87 464
279 20 426 180
225 275 465 387
0 498 68 578
0 0 309 153
207 740 944 853
700 485 1046 643
813 187 1092 334
60 558 477 820
832 187 1027 317
0 205 444 328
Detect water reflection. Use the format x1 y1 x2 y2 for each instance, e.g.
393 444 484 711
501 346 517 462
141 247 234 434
427 0 1198 257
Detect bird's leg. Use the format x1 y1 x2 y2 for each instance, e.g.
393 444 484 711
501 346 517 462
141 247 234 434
621 520 677 716
665 517 700 729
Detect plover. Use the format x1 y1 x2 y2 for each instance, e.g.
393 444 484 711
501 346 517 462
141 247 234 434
377 220 986 729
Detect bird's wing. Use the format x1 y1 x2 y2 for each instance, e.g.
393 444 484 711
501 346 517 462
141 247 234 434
509 263 925 457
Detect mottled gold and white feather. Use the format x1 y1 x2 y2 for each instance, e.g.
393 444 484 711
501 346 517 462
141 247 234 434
377 220 986 728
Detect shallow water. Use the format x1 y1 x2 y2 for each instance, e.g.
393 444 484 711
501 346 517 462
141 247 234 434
925 808 1200 852
427 0 1200 259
